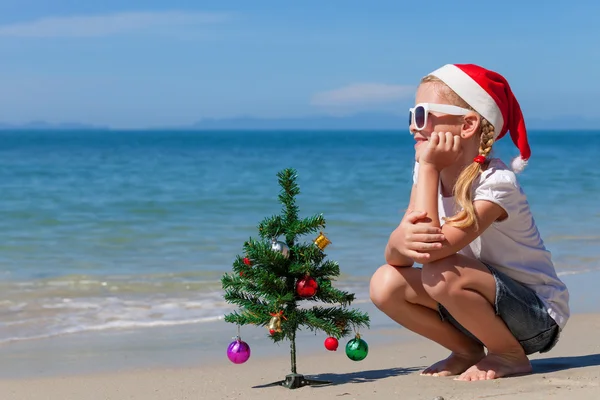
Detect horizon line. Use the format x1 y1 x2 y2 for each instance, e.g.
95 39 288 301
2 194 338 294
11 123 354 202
1 127 599 132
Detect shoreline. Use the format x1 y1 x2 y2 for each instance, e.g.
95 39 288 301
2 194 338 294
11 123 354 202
2 269 600 379
1 270 599 383
0 299 399 380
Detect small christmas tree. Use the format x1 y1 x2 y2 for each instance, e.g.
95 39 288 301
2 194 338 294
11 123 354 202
221 168 370 389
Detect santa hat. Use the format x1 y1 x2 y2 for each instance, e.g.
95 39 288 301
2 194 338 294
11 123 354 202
429 64 530 173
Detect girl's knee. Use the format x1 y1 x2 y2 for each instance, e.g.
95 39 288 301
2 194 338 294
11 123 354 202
421 255 461 302
369 264 408 309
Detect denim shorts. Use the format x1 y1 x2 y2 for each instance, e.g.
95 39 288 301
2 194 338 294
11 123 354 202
437 263 560 355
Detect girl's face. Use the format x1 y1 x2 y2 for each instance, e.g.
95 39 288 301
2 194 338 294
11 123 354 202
411 82 466 162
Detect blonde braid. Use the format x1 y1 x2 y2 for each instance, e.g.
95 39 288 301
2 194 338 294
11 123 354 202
444 118 495 231
479 119 495 159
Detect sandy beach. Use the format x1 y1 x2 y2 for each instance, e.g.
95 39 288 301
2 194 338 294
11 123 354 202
1 311 599 400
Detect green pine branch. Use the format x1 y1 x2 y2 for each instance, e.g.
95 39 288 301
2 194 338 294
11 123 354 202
277 169 300 229
288 214 327 238
297 306 370 338
312 279 356 306
257 215 285 240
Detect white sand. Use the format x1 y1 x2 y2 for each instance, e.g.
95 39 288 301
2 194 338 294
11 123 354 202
2 314 600 400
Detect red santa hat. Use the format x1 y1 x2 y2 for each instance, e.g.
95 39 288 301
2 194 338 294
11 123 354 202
429 64 530 173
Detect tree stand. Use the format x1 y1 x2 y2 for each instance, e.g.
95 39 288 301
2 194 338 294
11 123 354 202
263 373 331 389
262 333 330 389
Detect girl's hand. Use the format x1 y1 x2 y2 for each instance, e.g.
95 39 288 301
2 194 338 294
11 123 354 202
420 132 462 171
391 210 445 263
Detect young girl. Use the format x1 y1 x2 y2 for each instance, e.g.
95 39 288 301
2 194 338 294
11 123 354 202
369 64 570 381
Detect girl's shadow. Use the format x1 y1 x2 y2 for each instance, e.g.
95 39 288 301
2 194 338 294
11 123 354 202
309 366 422 385
252 366 422 389
532 353 600 374
251 355 600 389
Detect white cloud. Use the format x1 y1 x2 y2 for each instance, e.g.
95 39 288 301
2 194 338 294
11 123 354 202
311 83 414 107
0 11 230 38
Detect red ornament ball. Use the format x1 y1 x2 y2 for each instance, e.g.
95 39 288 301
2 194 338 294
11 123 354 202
296 275 318 298
324 336 339 351
243 257 251 265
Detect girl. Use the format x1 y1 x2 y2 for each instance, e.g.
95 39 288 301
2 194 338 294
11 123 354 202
369 64 570 381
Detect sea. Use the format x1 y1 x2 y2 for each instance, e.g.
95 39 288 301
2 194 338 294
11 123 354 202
0 129 598 376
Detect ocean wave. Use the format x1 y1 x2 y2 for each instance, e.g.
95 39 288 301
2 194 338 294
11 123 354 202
0 315 225 345
546 235 600 242
0 293 233 345
4 264 596 346
0 274 372 345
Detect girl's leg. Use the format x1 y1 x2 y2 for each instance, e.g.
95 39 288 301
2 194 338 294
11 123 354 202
370 264 485 376
421 254 532 381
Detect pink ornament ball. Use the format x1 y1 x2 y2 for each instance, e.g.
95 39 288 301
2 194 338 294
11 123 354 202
227 338 251 364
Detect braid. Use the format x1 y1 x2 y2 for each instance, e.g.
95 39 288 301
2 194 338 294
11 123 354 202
443 117 495 231
479 119 495 159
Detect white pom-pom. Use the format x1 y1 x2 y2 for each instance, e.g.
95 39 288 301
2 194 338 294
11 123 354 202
511 156 528 173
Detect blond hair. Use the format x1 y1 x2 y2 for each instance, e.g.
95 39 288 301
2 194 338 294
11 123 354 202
420 75 496 231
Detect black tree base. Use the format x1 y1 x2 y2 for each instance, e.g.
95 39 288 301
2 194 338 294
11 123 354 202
262 373 331 389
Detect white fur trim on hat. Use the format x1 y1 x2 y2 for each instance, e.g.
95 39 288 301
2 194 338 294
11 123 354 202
511 156 528 174
430 64 504 139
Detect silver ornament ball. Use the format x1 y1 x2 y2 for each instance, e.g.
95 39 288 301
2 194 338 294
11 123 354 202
271 238 290 258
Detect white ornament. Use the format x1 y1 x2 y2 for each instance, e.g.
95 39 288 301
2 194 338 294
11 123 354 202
270 238 290 258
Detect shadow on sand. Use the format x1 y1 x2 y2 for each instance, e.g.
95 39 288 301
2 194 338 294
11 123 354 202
251 354 600 389
532 353 600 374
252 366 423 388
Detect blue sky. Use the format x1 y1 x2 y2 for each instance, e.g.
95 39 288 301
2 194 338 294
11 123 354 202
0 1 598 128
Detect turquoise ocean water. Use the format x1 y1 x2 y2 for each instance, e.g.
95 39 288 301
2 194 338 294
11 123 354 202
0 130 598 347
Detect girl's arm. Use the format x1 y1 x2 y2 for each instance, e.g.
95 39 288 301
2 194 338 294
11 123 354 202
414 163 441 227
414 163 504 263
384 184 417 267
385 183 446 267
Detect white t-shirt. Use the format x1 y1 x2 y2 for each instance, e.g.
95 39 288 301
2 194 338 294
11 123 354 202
412 158 570 330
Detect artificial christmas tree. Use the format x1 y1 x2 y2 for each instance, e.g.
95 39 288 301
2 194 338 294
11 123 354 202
221 168 370 389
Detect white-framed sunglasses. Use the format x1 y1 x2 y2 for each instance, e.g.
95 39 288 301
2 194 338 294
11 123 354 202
409 103 471 131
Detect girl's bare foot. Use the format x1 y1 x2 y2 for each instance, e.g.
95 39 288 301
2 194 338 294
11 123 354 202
421 350 486 377
455 351 532 381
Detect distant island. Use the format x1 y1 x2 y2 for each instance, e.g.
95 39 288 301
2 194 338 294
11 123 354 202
0 121 109 131
1 114 598 131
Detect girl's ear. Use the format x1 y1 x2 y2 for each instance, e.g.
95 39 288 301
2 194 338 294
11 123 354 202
461 112 481 139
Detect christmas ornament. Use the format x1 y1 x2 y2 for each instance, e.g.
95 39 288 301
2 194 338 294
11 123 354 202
268 311 287 335
314 231 331 250
324 337 339 351
296 275 318 298
270 237 290 258
239 257 251 277
336 319 346 330
227 336 251 364
345 333 368 361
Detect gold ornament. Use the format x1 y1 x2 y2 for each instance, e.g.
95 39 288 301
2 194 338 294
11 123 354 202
314 231 331 250
268 311 286 334
335 319 346 330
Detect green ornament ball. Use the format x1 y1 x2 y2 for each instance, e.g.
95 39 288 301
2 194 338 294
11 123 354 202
345 335 368 361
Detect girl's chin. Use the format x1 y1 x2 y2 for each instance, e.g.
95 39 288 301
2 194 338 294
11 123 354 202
414 148 423 162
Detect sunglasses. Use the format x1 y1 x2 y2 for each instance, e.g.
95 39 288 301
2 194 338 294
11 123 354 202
409 103 471 131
